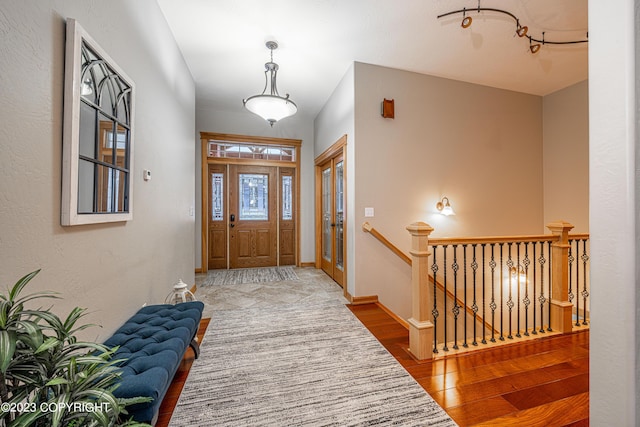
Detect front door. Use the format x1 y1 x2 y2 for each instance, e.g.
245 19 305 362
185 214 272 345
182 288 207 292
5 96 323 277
229 165 277 268
319 154 345 287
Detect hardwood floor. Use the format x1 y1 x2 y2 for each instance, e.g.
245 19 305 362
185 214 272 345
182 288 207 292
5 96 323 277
347 303 589 427
157 305 588 426
156 318 210 427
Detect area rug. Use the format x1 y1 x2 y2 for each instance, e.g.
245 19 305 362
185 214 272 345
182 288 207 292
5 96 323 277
202 266 299 286
168 302 457 426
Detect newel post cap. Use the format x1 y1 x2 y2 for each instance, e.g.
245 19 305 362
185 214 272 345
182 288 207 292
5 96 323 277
406 222 434 235
546 220 575 234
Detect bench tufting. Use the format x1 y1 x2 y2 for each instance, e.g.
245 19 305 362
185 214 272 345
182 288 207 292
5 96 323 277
103 301 204 424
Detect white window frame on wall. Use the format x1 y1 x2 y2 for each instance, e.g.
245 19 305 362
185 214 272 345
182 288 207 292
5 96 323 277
61 18 135 226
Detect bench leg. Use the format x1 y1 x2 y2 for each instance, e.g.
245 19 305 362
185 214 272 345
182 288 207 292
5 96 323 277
190 338 200 359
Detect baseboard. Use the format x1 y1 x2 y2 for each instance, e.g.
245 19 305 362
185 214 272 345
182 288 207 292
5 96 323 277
190 284 197 294
350 295 379 305
299 262 315 268
375 301 409 330
195 268 203 274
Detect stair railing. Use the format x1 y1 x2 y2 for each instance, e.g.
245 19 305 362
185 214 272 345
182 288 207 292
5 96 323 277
363 221 590 360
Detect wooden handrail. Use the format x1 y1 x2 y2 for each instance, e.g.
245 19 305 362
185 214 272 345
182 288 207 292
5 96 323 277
362 222 411 265
362 222 495 333
429 233 589 247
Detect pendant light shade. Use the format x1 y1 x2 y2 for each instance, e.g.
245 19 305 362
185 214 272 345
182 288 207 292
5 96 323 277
243 41 297 127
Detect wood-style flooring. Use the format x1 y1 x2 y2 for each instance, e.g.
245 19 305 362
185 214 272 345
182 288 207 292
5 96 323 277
347 303 589 427
156 318 209 427
156 305 589 426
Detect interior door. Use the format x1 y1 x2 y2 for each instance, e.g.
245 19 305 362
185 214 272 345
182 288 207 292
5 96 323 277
319 155 345 287
229 165 277 268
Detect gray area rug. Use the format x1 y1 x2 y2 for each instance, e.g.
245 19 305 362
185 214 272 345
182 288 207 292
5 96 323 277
202 267 299 286
169 302 457 426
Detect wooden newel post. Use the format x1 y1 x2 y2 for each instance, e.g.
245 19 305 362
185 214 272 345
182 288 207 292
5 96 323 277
406 222 435 360
547 220 574 333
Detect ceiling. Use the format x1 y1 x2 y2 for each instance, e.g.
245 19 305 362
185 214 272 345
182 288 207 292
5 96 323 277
156 0 588 120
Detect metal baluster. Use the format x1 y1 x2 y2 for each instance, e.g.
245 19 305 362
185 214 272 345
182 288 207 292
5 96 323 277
443 245 449 352
532 242 537 335
523 243 531 336
481 243 487 344
463 244 469 348
431 246 439 354
452 245 460 350
581 239 590 325
489 244 497 343
547 241 553 332
569 240 577 326
499 243 505 341
516 242 522 338
538 241 547 333
506 243 514 339
472 244 479 346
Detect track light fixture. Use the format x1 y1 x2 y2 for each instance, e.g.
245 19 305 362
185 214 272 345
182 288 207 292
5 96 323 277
437 1 588 54
461 8 472 28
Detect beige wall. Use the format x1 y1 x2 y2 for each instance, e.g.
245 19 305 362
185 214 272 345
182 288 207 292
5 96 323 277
0 0 195 340
314 64 356 293
352 62 544 319
543 80 589 232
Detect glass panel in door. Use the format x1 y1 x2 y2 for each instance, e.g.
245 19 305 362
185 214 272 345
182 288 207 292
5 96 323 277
335 160 344 272
239 174 269 220
322 167 332 263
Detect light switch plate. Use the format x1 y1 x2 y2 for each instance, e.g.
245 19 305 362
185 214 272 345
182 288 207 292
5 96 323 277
364 207 374 217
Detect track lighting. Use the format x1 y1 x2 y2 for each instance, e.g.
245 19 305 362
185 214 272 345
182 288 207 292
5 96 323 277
516 22 528 38
437 1 587 55
461 8 472 28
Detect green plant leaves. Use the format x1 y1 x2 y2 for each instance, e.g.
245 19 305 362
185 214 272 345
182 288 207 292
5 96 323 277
0 330 17 374
0 271 152 427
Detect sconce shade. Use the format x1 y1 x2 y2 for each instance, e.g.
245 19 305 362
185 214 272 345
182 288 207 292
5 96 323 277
436 196 455 216
165 279 197 304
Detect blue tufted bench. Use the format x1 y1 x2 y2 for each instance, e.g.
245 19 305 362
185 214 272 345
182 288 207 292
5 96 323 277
103 301 204 424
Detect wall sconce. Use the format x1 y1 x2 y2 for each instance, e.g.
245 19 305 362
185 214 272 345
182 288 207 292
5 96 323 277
510 265 527 284
436 196 455 216
381 98 394 118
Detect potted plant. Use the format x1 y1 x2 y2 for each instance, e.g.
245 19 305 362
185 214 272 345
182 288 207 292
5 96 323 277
0 270 150 427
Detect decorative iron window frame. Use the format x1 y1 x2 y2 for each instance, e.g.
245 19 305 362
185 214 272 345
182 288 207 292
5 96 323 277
61 19 135 226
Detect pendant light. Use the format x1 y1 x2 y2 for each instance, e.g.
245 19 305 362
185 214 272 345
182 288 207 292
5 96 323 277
243 41 297 127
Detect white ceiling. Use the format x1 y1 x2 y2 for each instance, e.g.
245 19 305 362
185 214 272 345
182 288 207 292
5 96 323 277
157 0 588 119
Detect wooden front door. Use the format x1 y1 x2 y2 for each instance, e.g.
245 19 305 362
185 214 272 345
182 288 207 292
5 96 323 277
318 154 345 287
229 165 277 268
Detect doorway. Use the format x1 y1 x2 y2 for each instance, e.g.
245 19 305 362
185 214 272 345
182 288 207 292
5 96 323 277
315 135 347 288
229 164 277 268
201 133 301 272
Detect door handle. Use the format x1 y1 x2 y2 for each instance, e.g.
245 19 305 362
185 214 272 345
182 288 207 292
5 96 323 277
230 223 235 228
